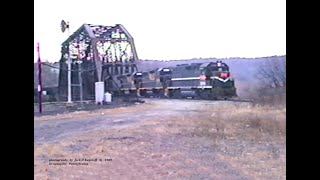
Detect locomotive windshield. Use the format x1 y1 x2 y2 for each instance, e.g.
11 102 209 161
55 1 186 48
159 68 172 75
199 62 230 76
209 63 229 72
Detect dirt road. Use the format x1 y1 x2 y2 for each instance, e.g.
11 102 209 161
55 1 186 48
34 99 285 180
34 99 237 144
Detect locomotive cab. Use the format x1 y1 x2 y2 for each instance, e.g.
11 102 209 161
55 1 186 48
158 68 172 87
158 68 172 97
132 72 143 88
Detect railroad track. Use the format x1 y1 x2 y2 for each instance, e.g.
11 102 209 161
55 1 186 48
136 96 253 103
221 98 253 103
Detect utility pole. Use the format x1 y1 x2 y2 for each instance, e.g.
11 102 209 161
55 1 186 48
37 42 42 113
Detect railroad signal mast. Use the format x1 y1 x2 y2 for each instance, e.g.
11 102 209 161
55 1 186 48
61 20 72 103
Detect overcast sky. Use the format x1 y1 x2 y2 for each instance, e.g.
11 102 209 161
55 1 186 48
34 0 286 62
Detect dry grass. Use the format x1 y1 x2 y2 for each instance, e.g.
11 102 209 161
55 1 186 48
179 103 286 179
186 103 286 141
138 102 286 179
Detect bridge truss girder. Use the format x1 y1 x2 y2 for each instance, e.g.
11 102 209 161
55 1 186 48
58 24 139 100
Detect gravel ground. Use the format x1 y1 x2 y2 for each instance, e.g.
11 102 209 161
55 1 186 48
34 98 285 180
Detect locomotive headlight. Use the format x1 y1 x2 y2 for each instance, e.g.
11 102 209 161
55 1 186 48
199 75 207 81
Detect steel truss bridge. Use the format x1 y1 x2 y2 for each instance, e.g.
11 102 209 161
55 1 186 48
58 24 139 100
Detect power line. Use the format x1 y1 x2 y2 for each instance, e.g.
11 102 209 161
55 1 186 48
42 62 91 72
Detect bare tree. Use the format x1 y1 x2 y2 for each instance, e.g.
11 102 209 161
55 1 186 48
253 57 286 105
34 61 59 89
257 57 286 89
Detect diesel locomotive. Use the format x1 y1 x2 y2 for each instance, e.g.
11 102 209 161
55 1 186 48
113 61 237 100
